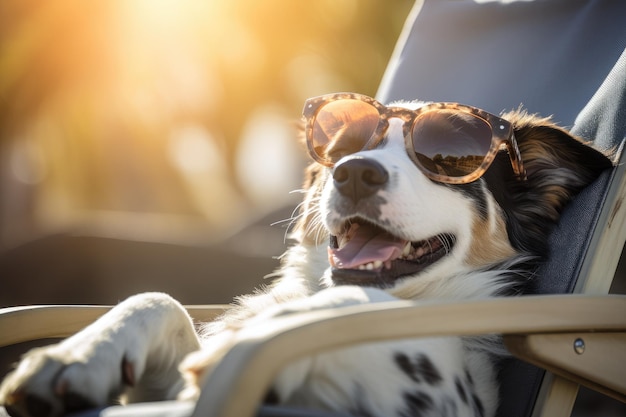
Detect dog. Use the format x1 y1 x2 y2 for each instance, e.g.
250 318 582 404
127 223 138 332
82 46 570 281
0 93 613 417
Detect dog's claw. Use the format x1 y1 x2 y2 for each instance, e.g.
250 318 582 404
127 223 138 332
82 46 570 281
3 392 53 417
63 391 95 413
121 357 135 387
0 345 126 417
25 394 53 417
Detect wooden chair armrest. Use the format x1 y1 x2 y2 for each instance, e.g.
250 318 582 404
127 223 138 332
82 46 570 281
1 297 623 417
191 294 626 417
504 332 626 403
0 305 227 348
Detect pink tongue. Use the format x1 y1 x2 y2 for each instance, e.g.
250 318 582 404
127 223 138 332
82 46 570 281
329 223 407 269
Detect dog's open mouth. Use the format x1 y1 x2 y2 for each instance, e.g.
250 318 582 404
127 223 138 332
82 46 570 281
328 220 455 287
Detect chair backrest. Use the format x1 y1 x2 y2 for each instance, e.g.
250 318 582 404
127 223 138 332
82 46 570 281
376 1 626 416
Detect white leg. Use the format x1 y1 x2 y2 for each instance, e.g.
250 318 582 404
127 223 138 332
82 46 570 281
0 293 200 417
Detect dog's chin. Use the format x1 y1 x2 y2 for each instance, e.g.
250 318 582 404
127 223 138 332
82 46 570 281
327 219 456 288
330 255 448 288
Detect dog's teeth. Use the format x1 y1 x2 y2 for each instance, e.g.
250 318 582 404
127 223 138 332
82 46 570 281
415 247 425 258
358 262 380 271
402 242 411 257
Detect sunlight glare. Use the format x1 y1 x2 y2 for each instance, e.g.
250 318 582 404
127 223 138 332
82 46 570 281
236 106 303 211
168 125 225 175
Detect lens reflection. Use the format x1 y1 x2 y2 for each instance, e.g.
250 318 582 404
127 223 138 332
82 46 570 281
411 110 492 177
312 100 379 163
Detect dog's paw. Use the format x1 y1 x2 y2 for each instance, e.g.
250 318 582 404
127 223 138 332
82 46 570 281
177 331 237 402
0 342 132 417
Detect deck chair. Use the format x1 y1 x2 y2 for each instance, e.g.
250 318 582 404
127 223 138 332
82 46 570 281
1 1 625 416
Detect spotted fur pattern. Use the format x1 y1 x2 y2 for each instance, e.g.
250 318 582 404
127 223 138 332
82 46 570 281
0 102 612 417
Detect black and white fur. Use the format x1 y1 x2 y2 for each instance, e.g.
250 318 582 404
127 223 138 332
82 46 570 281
0 101 613 417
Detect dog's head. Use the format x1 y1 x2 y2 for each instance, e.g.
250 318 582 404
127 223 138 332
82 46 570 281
290 96 612 299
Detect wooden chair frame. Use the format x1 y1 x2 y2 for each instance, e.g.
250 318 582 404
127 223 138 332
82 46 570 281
0 293 624 417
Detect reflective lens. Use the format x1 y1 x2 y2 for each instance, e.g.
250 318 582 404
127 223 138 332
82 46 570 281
411 110 493 177
311 99 380 164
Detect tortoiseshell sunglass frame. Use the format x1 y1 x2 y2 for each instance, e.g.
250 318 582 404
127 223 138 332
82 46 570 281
302 92 527 185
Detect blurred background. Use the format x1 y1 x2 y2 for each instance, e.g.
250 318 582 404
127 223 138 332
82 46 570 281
1 2 624 415
0 0 413 307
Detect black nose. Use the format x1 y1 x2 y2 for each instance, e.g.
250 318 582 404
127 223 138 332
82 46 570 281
333 157 389 203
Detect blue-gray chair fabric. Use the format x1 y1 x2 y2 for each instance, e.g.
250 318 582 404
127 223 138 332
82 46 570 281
377 0 626 129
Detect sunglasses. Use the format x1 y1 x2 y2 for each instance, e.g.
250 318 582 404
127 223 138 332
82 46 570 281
302 93 526 184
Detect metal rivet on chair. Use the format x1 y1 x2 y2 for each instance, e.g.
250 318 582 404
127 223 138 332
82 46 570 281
573 338 585 354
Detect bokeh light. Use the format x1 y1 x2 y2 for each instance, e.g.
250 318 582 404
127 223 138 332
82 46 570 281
0 0 412 308
0 0 412 250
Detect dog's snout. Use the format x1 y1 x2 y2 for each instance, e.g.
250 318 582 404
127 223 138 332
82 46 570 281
333 157 389 203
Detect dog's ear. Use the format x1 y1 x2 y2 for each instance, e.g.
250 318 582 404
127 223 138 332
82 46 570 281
507 110 613 183
498 110 614 253
505 110 613 203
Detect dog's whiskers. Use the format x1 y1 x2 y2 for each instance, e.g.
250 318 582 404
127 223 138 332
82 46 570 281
295 198 325 244
288 188 308 195
437 234 455 254
425 238 434 255
305 210 326 245
270 189 315 230
272 195 326 245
